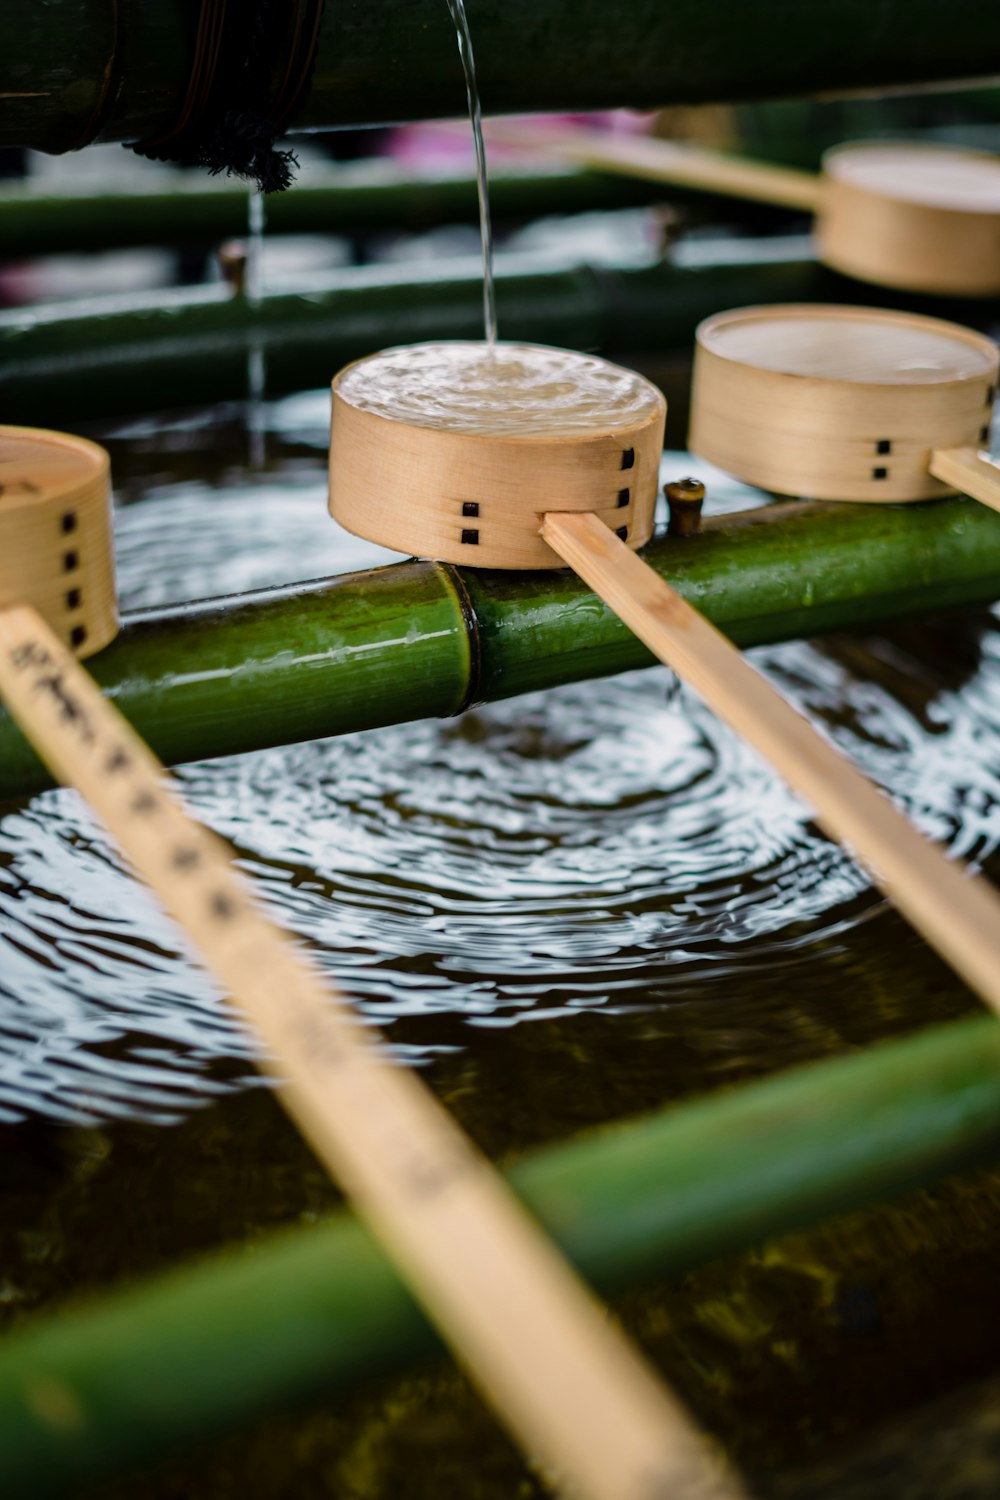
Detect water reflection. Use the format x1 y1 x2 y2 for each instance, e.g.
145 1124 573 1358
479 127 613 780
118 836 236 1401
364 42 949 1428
1 394 1000 1124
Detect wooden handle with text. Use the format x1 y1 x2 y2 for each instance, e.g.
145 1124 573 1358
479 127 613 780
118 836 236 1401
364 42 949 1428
0 602 742 1500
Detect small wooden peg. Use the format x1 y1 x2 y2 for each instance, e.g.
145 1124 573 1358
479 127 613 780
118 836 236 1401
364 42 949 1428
665 476 705 537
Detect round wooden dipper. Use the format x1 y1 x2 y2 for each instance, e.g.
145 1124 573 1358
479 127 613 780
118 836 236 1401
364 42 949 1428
329 341 666 569
689 304 999 504
818 141 1000 297
495 127 1000 297
0 425 118 657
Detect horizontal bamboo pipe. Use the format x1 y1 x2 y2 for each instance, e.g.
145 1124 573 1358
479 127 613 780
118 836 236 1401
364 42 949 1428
6 1 1000 154
4 242 1000 427
1 1010 999 1498
0 245 844 424
0 166 660 258
2 493 1000 802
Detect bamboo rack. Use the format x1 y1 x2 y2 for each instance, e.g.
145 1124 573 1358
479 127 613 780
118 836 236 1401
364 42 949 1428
2 493 1000 801
1 1011 999 1498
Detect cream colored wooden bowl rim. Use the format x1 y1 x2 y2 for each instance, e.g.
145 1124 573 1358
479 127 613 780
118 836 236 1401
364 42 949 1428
329 346 667 570
690 303 998 503
0 425 118 658
817 140 1000 296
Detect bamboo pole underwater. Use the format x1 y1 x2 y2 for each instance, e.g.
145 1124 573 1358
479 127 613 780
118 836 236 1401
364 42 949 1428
3 492 1000 802
5 0 1000 153
0 430 743 1500
3 1010 1000 1499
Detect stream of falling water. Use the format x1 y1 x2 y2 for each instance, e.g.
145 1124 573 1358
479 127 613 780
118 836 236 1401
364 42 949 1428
246 190 267 469
445 0 497 343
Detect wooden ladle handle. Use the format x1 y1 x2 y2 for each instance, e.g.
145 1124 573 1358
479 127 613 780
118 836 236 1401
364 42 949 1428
542 509 1000 1018
486 122 823 213
929 446 1000 513
0 600 742 1500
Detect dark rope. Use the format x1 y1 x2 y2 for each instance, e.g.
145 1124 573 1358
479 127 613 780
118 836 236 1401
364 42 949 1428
132 0 326 194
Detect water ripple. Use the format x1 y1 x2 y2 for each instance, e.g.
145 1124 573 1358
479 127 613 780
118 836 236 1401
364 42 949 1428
2 401 1000 1122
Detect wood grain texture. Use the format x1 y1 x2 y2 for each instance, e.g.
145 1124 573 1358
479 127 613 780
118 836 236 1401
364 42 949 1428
0 604 740 1500
542 510 1000 1018
690 305 998 501
818 141 1000 297
0 426 117 657
329 359 666 569
929 446 1000 511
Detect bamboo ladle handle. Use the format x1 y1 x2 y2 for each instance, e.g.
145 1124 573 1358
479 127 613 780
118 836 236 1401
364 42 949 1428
0 601 742 1500
485 122 823 214
542 511 1000 1016
929 446 1000 512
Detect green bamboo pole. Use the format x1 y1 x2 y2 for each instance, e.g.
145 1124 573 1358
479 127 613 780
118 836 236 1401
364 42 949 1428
0 166 660 257
6 243 998 426
0 247 840 423
1 1012 999 1498
5 1 1000 153
1 494 999 801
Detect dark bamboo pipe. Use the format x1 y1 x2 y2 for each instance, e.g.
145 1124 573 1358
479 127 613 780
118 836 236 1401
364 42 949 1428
5 1 1000 154
1 494 999 802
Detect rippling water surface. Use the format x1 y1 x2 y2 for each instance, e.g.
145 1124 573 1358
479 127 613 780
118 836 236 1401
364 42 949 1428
2 391 1000 1126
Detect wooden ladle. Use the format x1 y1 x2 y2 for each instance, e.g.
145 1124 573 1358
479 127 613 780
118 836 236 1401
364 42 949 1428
488 126 1000 298
330 341 1000 1019
0 425 741 1500
689 303 1000 513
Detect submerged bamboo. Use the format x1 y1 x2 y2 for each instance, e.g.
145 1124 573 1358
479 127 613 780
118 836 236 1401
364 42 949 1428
4 1 1000 154
1 1011 999 1497
1 494 999 802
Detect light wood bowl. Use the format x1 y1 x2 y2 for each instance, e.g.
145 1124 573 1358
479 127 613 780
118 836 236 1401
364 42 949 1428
0 426 118 658
329 344 667 569
689 304 998 502
817 141 1000 298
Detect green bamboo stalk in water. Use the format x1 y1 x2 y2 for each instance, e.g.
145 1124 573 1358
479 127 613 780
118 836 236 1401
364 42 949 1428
1 494 998 802
0 1013 998 1497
